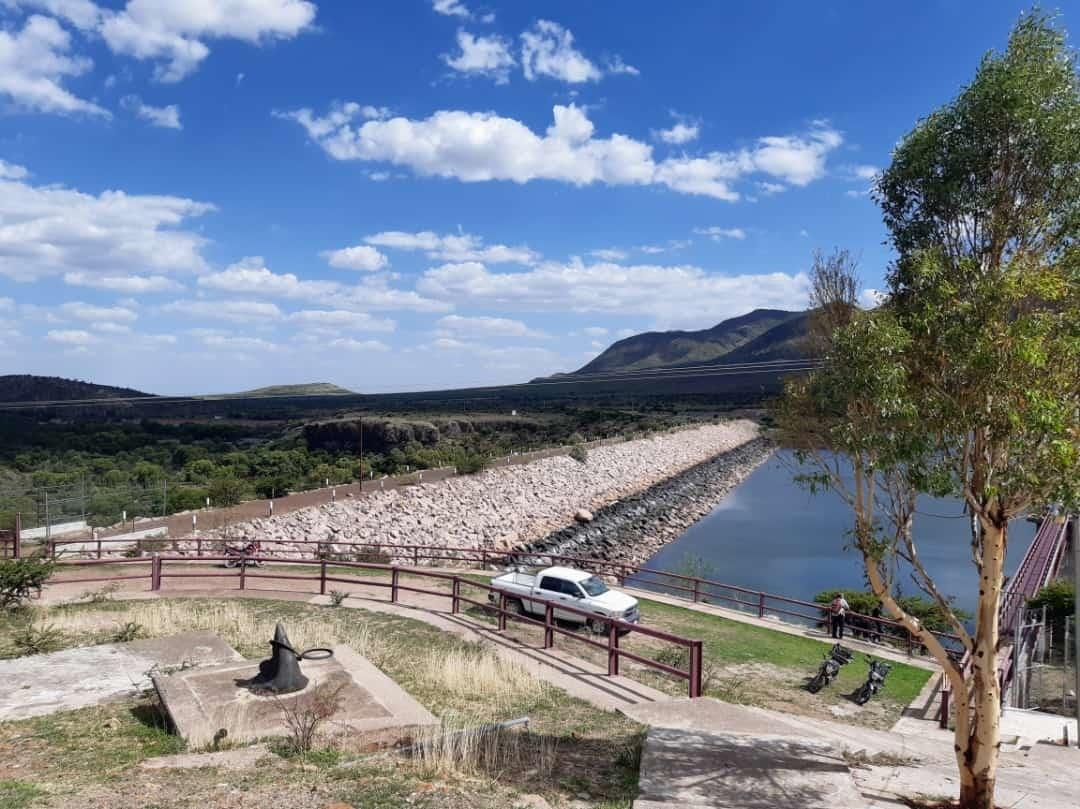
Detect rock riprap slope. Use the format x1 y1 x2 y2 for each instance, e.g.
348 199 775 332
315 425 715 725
197 420 760 558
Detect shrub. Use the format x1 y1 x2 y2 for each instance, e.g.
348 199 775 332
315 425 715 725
11 620 66 656
112 621 145 642
0 557 55 610
328 590 347 607
207 477 246 507
274 681 345 754
568 445 588 464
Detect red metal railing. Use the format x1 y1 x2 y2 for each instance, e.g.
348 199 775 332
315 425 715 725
45 555 704 698
42 535 963 658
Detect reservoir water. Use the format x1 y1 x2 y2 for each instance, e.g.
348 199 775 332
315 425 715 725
639 450 1036 615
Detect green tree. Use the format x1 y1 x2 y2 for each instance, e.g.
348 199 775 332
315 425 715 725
780 14 1080 808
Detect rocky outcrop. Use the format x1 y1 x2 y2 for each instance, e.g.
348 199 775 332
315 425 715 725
194 421 761 559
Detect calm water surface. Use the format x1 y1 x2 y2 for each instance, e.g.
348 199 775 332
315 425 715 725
639 451 1035 614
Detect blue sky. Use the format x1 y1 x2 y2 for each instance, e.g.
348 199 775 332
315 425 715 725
1 1 1075 394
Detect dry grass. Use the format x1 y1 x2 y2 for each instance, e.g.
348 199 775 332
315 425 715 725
409 719 558 781
30 600 381 662
419 646 549 715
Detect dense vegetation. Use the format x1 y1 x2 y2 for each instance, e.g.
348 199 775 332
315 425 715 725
0 405 713 530
812 589 971 635
0 375 151 403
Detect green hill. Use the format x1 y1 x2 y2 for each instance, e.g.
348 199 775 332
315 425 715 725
0 375 153 402
234 383 355 397
573 309 808 375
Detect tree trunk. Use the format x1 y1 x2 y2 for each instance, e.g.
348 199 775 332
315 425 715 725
957 518 1006 809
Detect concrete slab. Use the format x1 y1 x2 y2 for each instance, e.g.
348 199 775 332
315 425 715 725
139 744 271 771
635 728 864 809
153 644 437 748
0 632 241 721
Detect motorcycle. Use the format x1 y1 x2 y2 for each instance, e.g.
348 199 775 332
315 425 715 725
853 657 892 704
807 643 853 693
224 541 263 568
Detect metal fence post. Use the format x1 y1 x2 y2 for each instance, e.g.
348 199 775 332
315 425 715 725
758 592 766 618
413 546 419 567
544 604 554 648
151 554 161 591
452 577 460 614
391 567 399 603
692 579 700 603
13 513 20 559
196 537 202 557
498 593 508 632
939 683 950 729
320 559 327 595
239 560 246 591
608 621 620 676
689 641 703 698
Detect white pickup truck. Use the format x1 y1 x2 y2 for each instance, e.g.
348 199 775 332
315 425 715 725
488 566 641 633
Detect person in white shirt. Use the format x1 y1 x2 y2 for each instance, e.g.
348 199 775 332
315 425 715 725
829 593 850 639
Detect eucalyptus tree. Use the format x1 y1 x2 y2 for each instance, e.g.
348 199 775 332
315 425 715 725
779 12 1080 808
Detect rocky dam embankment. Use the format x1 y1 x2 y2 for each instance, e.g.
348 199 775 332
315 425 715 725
196 420 767 560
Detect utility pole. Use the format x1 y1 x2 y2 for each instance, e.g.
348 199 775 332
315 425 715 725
1073 513 1079 747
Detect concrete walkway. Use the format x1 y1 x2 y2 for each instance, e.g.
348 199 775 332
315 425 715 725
622 697 1080 809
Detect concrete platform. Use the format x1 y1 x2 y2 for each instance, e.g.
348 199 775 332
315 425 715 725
0 632 241 721
636 728 864 809
153 645 437 748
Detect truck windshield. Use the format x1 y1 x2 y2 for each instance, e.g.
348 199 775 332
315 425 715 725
579 576 609 596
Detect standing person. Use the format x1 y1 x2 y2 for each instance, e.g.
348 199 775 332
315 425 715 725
870 604 884 643
829 592 850 639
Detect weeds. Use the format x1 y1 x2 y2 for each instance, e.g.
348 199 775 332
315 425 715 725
111 621 144 643
9 619 66 657
274 681 346 755
80 583 120 604
328 590 348 607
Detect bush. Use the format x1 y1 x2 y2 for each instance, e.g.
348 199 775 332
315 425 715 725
568 445 588 464
0 557 55 609
11 619 66 656
207 477 246 507
1028 579 1074 630
812 588 971 633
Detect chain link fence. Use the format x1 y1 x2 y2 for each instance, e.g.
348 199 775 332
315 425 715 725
1011 609 1076 717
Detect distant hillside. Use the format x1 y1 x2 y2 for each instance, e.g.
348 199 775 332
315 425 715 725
0 375 152 402
573 309 809 375
234 383 355 397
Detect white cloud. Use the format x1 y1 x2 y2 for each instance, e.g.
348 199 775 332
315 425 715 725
162 298 282 323
425 337 560 372
435 314 546 339
0 160 29 180
289 309 395 332
324 337 389 352
4 1 103 30
321 245 389 272
616 328 636 338
0 14 108 116
859 288 884 309
201 333 279 352
583 326 608 337
100 0 317 82
443 29 514 83
195 256 450 313
90 321 132 333
589 248 627 262
0 297 13 311
418 258 810 330
59 301 138 322
757 181 785 195
654 122 698 145
121 94 181 128
694 226 746 241
852 164 879 181
606 55 639 76
63 271 184 293
46 328 97 345
285 103 842 202
365 230 538 264
0 167 213 282
431 0 470 18
520 20 601 83
197 257 339 300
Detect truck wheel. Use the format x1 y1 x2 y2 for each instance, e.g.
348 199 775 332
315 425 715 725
508 598 525 615
588 618 607 635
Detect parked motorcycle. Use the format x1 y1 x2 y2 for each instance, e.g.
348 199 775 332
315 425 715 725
853 657 892 704
224 541 263 568
807 643 854 693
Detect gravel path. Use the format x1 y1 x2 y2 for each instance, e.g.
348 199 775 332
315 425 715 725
195 420 761 558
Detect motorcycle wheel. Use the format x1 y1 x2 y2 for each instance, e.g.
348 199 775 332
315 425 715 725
807 671 827 693
853 683 872 705
225 558 237 569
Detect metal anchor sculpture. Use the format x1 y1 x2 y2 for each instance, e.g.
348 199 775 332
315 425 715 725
246 623 334 694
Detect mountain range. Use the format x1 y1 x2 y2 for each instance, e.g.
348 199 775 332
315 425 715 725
570 308 811 376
